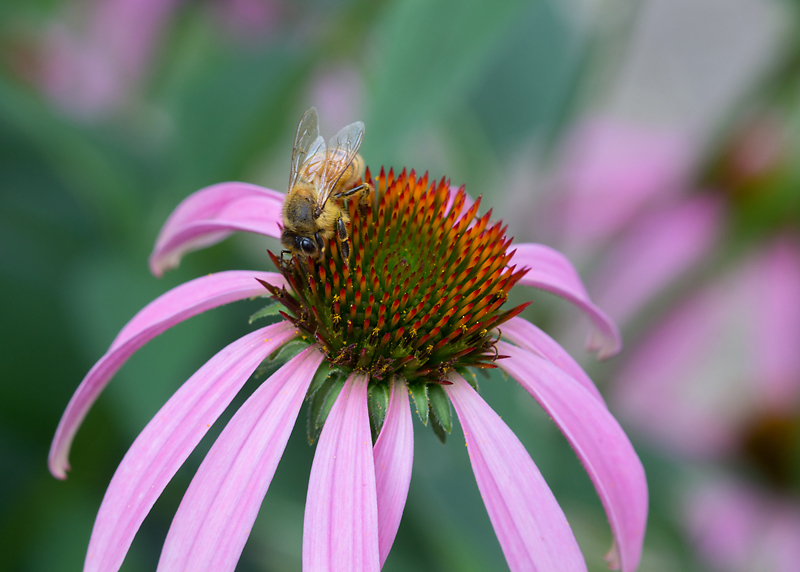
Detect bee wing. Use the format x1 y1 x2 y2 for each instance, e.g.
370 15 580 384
315 120 365 212
301 135 327 182
289 107 323 189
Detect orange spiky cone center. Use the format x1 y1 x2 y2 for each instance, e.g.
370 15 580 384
264 167 529 386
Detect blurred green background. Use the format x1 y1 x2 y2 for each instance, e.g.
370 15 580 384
2 0 798 571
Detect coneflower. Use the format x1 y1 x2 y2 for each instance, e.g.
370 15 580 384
50 160 646 572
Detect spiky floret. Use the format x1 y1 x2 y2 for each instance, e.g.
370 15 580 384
261 167 529 438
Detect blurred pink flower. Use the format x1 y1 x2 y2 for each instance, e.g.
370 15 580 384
612 237 800 458
611 237 800 572
34 0 281 117
541 116 725 340
50 168 648 571
587 195 724 327
39 0 178 117
545 117 695 254
212 0 283 40
686 478 800 572
544 113 799 572
307 63 365 133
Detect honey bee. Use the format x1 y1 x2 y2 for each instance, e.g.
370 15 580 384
281 107 372 266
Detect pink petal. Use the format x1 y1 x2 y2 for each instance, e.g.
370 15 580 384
611 239 800 459
303 374 380 572
157 345 324 572
751 238 800 410
686 478 800 572
149 182 284 276
444 374 587 572
763 508 800 572
551 118 691 248
497 342 648 572
307 63 365 132
444 185 476 220
373 378 414 566
684 479 761 572
49 270 286 479
589 196 723 327
610 285 740 459
39 0 178 116
85 322 296 572
502 316 605 405
511 243 622 359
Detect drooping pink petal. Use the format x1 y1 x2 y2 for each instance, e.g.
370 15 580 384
373 377 414 566
157 345 324 572
85 322 296 572
502 316 605 405
149 182 284 276
49 270 286 479
303 374 380 572
511 242 622 359
588 196 723 327
444 374 587 572
497 341 648 572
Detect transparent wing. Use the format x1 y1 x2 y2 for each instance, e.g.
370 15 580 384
315 120 365 212
301 136 327 182
289 107 321 189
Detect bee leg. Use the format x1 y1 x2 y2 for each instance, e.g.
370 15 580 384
336 215 351 266
357 181 374 216
335 182 374 216
335 183 367 199
314 232 325 255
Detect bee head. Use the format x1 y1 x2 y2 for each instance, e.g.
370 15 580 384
280 228 325 258
297 236 318 255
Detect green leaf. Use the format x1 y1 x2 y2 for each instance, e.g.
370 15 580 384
407 382 429 425
367 383 391 438
253 339 311 380
427 384 452 434
249 299 284 324
268 339 311 364
429 407 448 445
307 360 335 397
307 376 345 444
457 367 480 391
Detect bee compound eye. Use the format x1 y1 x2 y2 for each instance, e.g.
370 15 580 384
299 237 317 255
